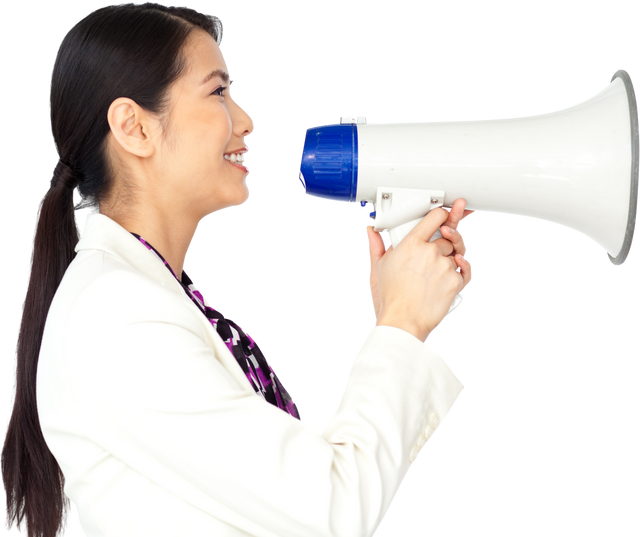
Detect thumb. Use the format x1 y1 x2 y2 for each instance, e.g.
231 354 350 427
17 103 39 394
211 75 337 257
367 226 387 265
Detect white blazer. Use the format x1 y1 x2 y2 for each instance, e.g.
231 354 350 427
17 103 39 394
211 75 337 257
36 212 464 537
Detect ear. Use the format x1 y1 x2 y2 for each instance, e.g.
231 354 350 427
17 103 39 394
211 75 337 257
107 97 156 158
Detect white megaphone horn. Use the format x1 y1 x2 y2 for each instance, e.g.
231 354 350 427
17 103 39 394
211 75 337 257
299 70 638 314
297 68 640 268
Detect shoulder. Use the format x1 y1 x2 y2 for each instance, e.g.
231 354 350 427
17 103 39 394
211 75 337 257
56 253 195 327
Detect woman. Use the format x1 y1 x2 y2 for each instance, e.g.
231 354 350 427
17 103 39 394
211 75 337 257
2 3 472 537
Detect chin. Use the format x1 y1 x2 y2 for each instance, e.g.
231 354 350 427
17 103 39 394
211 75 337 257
234 189 251 209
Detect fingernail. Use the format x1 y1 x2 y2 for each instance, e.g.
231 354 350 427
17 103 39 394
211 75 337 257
458 254 466 262
444 226 455 234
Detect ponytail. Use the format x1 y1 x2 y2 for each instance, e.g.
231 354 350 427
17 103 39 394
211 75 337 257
1 161 78 537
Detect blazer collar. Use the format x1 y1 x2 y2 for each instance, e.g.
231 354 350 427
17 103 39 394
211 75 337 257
75 212 184 296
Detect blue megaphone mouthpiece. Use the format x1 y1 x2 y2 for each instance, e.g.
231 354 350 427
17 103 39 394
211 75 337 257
299 123 359 201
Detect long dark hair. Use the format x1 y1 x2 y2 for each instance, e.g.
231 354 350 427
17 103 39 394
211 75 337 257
2 5 221 536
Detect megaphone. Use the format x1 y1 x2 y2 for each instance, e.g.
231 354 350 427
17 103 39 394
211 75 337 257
299 70 638 314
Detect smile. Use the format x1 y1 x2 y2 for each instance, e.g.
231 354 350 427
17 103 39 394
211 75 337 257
225 155 251 172
224 152 245 164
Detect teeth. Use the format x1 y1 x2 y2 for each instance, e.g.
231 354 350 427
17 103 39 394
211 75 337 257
224 153 245 164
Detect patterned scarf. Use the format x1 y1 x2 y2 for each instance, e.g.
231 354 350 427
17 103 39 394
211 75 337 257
131 233 302 420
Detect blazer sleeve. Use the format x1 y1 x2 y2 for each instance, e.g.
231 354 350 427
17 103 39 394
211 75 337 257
61 267 464 537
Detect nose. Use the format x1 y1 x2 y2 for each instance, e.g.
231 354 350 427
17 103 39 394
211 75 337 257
230 98 253 138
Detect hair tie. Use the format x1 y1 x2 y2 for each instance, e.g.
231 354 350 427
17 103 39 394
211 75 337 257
55 160 79 190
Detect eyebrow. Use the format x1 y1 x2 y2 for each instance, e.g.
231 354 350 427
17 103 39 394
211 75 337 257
200 69 230 85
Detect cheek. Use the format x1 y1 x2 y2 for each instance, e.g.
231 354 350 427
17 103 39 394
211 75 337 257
199 106 232 150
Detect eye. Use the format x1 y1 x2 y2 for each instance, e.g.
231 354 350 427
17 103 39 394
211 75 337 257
211 81 233 97
211 85 228 97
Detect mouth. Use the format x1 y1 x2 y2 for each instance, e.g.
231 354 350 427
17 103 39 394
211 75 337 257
224 155 251 173
225 159 251 173
224 148 248 173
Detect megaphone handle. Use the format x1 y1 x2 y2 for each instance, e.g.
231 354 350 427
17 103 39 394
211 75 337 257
389 219 463 316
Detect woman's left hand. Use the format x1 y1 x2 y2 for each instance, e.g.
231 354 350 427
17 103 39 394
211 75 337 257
364 198 475 324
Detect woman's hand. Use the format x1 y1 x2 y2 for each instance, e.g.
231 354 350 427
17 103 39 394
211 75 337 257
364 198 475 323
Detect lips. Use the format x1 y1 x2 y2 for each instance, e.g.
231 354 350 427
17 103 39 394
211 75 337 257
225 159 249 170
225 144 251 155
225 159 248 172
223 147 248 171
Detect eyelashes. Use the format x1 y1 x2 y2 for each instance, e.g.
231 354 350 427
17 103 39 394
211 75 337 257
211 80 233 97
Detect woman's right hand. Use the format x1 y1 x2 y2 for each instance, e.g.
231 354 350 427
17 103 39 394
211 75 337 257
367 200 472 342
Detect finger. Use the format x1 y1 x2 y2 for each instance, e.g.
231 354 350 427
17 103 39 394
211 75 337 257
445 199 466 229
440 227 465 257
440 222 469 255
443 199 467 230
455 254 471 291
434 225 461 255
408 207 450 243
447 198 476 229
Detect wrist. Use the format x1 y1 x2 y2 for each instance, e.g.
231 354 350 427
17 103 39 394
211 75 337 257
376 315 427 343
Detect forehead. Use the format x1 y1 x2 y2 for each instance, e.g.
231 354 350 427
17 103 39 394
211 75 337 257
182 30 228 84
